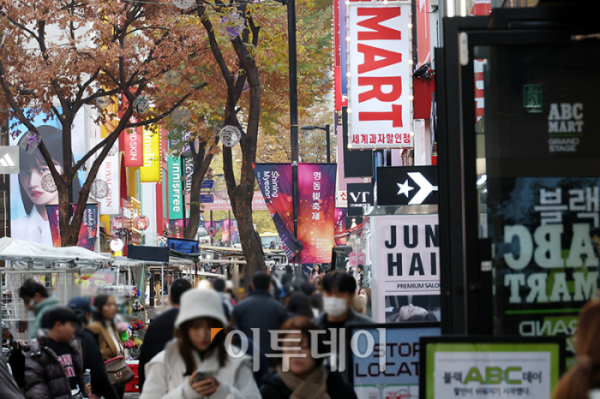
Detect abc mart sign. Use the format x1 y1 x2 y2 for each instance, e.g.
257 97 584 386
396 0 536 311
347 1 413 150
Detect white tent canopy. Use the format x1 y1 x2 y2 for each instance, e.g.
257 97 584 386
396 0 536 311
0 237 111 264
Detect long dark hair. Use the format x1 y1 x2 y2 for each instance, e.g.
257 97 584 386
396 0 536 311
553 300 600 399
175 317 229 376
92 295 115 327
18 125 82 214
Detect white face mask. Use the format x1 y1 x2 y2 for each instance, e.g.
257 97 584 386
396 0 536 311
323 297 348 318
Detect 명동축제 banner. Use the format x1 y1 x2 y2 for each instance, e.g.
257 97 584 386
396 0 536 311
371 214 440 323
297 163 337 263
9 110 87 247
203 221 222 238
222 219 230 243
487 177 600 364
349 323 440 399
46 204 98 250
421 337 564 399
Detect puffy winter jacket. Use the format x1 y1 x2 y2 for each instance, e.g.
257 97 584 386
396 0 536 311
22 334 87 399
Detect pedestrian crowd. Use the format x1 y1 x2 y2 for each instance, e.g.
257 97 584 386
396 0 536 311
2 266 598 399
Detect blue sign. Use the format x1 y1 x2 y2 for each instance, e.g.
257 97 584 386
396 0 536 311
200 194 214 203
349 323 441 399
201 179 214 190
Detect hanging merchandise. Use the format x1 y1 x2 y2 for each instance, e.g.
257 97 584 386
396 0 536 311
218 125 242 147
219 11 245 40
172 0 195 10
171 106 191 126
19 131 41 154
132 96 150 114
164 70 181 86
90 179 109 199
41 173 57 193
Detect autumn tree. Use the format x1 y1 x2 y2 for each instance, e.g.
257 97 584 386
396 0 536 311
0 0 215 246
187 0 332 273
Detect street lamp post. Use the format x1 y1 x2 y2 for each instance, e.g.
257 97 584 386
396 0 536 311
287 0 299 242
300 124 331 163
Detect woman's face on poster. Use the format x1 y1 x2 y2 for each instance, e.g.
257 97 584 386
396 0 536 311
19 157 63 206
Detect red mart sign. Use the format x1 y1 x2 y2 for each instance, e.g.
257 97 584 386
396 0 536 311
347 3 413 149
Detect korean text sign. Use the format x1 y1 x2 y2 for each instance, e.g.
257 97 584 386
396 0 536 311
487 177 600 365
349 323 441 399
347 2 413 149
420 337 564 399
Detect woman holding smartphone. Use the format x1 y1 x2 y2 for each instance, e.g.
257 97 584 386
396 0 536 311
140 288 261 399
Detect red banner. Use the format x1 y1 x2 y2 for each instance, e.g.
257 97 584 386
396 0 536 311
123 127 143 167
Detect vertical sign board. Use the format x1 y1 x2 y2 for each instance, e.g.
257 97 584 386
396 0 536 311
420 337 564 399
123 127 144 167
371 215 440 323
347 2 413 149
140 126 161 182
349 323 441 399
168 156 183 219
92 139 119 215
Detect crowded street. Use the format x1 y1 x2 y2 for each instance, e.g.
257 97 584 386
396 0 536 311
1 0 599 398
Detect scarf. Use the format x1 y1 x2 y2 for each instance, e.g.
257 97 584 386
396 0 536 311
278 365 331 399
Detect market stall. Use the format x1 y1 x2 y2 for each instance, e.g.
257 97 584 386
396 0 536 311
0 237 112 341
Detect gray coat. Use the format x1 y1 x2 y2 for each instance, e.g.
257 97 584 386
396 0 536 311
22 334 87 399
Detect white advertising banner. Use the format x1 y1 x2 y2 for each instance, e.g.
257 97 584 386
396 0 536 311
371 214 440 323
432 351 552 398
90 138 120 215
347 2 413 149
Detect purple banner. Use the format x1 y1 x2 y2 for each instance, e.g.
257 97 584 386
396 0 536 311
203 221 222 238
253 163 302 261
46 204 98 250
254 163 337 263
231 220 239 243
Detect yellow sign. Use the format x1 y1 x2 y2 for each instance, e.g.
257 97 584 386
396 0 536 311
140 125 161 182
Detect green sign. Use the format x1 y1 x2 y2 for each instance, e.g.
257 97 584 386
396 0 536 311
524 84 543 113
421 337 564 399
168 155 183 219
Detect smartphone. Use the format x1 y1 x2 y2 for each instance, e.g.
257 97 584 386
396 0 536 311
192 371 215 383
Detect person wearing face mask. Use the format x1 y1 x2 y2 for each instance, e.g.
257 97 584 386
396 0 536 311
18 279 60 340
314 271 373 378
140 288 261 399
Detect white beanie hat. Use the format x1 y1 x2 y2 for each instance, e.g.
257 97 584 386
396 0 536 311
175 288 228 328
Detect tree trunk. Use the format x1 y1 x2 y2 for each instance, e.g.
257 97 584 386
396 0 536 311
185 148 214 240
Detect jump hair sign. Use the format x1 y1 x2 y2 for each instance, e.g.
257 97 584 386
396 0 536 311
347 1 414 150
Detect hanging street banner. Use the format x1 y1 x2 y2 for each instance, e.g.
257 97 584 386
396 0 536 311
47 204 99 250
203 221 222 238
254 163 301 261
347 2 413 149
487 177 600 366
254 163 337 263
90 138 119 215
421 337 564 399
297 163 337 263
349 323 441 399
231 219 239 243
371 214 440 323
123 127 144 167
140 126 161 182
167 156 183 219
222 219 230 243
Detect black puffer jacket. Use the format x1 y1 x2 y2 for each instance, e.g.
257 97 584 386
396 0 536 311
22 334 87 399
260 368 358 399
